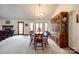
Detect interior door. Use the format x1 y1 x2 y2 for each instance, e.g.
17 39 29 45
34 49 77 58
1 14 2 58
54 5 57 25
18 22 24 35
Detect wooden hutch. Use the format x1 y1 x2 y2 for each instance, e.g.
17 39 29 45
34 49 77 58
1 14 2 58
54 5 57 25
51 12 68 48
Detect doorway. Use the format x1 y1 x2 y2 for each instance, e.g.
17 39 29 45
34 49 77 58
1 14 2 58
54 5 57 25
18 22 24 35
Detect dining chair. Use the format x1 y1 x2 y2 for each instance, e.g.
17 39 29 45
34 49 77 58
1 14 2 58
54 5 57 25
43 32 49 45
34 34 44 50
29 31 35 45
44 35 49 45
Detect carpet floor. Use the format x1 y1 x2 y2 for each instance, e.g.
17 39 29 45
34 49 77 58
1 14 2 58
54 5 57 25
0 35 76 54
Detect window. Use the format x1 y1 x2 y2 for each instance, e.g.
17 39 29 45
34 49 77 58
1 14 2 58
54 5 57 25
35 23 39 33
45 23 48 31
30 22 48 33
30 23 34 31
39 23 43 33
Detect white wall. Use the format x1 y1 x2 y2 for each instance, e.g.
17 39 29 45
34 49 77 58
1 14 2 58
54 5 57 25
51 4 79 52
0 19 49 34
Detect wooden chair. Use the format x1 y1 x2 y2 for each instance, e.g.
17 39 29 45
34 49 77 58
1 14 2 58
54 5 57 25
34 34 44 50
29 31 35 45
43 32 49 45
43 35 49 45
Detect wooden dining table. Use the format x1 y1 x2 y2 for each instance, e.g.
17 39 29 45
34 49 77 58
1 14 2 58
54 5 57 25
33 32 48 50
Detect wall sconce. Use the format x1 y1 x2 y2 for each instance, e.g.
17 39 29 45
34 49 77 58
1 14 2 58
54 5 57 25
25 23 28 26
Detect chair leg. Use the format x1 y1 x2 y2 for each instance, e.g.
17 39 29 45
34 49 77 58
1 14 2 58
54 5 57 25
34 42 35 47
34 43 37 50
45 43 46 47
29 39 33 46
41 43 44 50
47 41 49 45
46 40 49 45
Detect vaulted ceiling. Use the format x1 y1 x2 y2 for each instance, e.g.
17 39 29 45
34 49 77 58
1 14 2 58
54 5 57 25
0 4 58 20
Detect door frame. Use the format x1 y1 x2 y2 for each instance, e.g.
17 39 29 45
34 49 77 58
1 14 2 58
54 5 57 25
18 21 24 35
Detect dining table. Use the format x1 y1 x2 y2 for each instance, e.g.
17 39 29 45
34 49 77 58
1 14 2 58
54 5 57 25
33 32 48 50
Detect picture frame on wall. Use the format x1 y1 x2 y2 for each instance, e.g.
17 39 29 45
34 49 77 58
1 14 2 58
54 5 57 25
25 23 28 26
5 20 10 24
77 14 79 23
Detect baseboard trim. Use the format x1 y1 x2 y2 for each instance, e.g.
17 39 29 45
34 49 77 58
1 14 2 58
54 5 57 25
68 46 79 54
14 34 29 35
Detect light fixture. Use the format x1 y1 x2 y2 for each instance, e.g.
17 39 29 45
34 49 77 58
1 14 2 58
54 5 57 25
35 4 44 19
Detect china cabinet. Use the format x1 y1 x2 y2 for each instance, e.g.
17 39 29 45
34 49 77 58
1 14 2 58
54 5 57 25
51 12 68 48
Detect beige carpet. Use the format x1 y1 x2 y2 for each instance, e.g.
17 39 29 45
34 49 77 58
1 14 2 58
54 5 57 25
0 35 76 54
